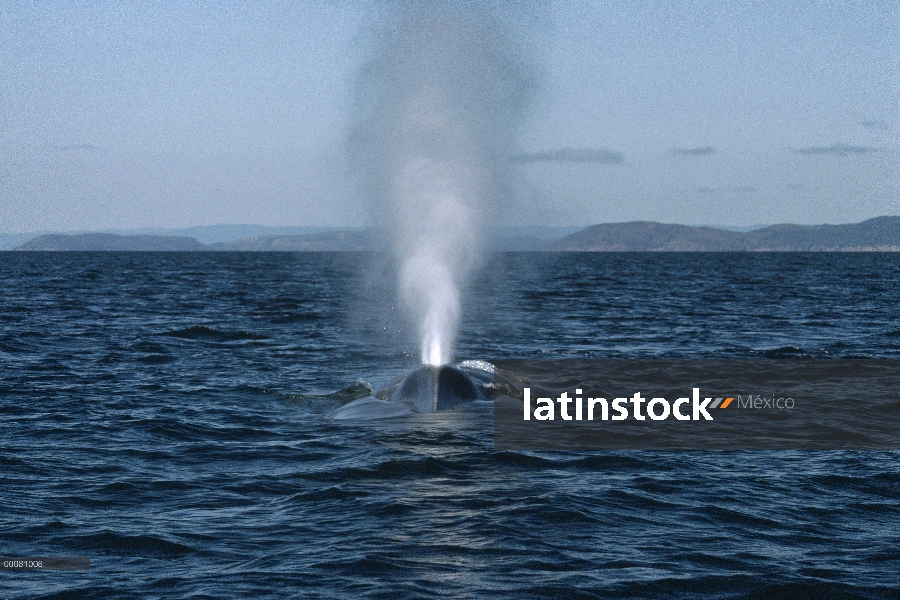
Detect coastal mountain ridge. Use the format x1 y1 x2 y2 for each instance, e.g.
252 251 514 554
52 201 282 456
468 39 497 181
15 233 206 251
550 216 900 251
11 216 900 252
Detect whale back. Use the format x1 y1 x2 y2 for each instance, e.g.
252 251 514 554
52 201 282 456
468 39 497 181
393 365 481 412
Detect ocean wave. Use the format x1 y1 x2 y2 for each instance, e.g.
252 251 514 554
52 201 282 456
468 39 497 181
163 325 268 342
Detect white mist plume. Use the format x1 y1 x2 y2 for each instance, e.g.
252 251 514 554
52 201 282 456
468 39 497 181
350 1 540 365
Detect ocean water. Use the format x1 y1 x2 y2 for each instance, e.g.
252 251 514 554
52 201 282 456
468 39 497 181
2 252 899 599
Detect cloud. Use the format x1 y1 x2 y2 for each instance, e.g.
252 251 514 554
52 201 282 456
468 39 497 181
860 120 891 132
793 143 880 156
511 147 624 164
671 146 716 156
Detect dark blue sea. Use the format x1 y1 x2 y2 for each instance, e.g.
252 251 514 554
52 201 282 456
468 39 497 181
2 252 899 599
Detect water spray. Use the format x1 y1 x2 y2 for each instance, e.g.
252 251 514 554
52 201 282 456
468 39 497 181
351 1 539 365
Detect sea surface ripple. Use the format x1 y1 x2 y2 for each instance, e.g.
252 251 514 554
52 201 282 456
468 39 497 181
1 252 899 599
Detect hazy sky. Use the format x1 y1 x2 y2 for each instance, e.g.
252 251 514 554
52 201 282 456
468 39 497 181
1 0 897 232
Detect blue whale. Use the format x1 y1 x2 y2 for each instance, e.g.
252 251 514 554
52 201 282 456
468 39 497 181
392 364 482 412
330 364 486 419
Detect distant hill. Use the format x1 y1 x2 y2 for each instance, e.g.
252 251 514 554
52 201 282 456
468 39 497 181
550 216 900 251
208 227 581 251
105 224 340 244
2 225 344 248
11 218 900 252
16 233 206 251
211 229 381 251
742 217 900 250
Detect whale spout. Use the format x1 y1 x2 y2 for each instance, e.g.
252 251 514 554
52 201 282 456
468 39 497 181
393 364 482 413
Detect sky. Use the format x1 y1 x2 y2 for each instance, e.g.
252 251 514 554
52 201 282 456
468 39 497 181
0 0 897 233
